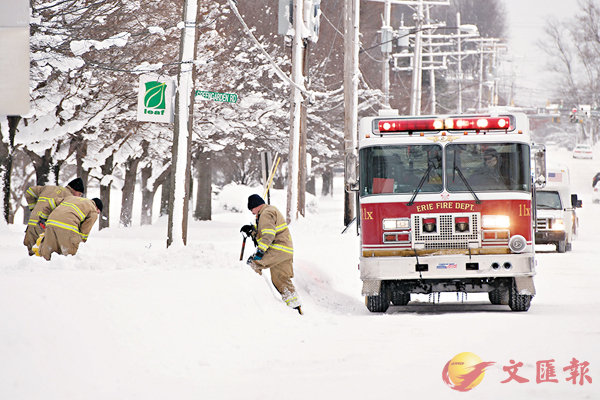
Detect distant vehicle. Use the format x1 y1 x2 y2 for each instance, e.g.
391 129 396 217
535 166 581 253
572 144 593 159
593 183 600 204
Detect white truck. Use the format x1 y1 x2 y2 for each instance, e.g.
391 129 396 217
535 165 581 252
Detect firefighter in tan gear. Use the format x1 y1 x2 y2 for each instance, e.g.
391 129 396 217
23 178 85 255
242 194 302 315
38 196 102 260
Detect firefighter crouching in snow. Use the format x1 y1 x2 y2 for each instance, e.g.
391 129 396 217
242 194 302 315
23 177 85 255
38 196 102 260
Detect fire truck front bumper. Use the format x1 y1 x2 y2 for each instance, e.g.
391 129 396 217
360 253 535 290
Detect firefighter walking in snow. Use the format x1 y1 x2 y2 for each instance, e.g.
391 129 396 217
38 196 102 260
241 194 302 315
23 178 85 255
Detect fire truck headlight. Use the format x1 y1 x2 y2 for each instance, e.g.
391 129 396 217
482 215 510 229
382 218 410 230
508 235 527 253
551 218 565 231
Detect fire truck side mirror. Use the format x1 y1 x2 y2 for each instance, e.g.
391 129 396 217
571 194 582 208
345 152 359 192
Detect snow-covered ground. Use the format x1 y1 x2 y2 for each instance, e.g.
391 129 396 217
1 146 599 399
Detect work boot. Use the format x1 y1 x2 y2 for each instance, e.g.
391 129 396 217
294 306 303 315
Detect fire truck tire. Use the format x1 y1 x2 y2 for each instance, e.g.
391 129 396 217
366 295 390 312
508 279 532 312
391 292 411 306
488 289 508 305
365 284 390 312
557 240 567 253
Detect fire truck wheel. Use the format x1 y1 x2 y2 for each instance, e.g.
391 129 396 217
365 284 390 312
508 279 532 312
488 289 508 305
557 240 567 253
391 292 411 306
365 294 390 312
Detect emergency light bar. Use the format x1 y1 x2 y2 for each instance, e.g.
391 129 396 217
376 116 512 133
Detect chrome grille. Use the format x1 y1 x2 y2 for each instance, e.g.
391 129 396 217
536 218 549 230
413 213 480 250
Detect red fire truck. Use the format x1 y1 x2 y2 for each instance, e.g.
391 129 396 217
346 111 541 312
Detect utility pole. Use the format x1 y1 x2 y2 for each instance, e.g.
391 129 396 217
478 37 484 111
457 12 463 113
343 0 359 227
298 40 309 217
286 0 304 224
425 6 436 114
373 0 450 114
476 37 498 111
167 0 198 247
381 0 392 108
409 0 424 115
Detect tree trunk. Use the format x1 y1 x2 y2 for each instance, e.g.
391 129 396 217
1 116 19 223
194 151 212 221
52 162 61 185
99 154 114 230
140 164 153 226
120 157 141 227
25 147 53 186
76 141 90 186
21 205 29 225
160 171 171 216
140 164 170 225
321 170 333 196
307 174 316 196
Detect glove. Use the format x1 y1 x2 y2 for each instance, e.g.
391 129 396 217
246 255 262 275
252 249 264 260
240 224 255 236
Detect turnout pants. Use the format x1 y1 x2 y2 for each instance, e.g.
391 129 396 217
39 225 82 260
257 257 301 308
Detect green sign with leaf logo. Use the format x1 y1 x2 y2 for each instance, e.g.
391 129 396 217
137 76 174 123
144 81 167 115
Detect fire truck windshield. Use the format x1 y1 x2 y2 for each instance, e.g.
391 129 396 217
360 145 443 195
445 143 530 192
359 143 530 197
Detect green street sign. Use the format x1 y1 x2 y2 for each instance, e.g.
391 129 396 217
137 75 174 123
195 90 238 103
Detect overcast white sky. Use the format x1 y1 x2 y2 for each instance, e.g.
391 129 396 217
505 0 577 107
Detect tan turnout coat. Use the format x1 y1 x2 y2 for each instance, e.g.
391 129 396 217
39 196 99 260
23 185 71 254
252 205 300 308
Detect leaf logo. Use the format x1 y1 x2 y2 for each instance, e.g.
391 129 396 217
144 81 167 110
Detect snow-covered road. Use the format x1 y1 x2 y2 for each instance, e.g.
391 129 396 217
1 146 598 399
